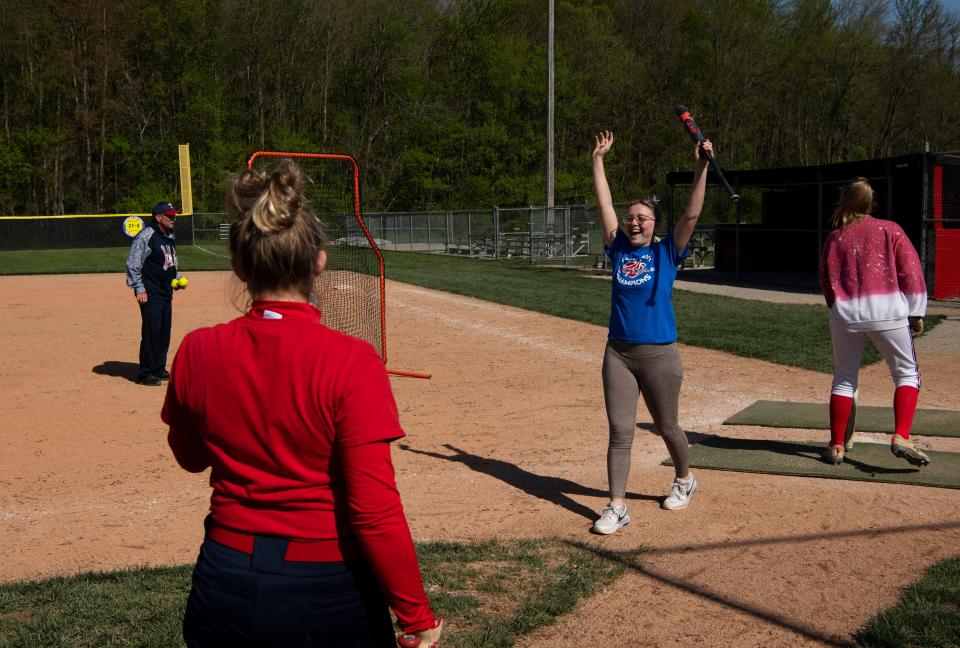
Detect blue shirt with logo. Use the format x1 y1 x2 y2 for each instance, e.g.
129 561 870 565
605 228 688 344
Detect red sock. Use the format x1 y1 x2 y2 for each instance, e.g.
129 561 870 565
894 386 919 440
829 394 854 448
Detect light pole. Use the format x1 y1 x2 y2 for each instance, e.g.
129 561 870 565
546 0 555 232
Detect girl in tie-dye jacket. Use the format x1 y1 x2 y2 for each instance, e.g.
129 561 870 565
818 178 930 467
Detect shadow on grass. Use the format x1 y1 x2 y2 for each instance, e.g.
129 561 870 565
398 443 660 524
693 435 919 476
92 360 140 382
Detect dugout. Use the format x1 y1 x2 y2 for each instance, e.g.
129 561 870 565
666 152 960 300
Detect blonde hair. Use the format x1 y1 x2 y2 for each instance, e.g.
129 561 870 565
832 178 874 229
226 159 327 299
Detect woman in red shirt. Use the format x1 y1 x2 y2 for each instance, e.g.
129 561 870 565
163 160 442 647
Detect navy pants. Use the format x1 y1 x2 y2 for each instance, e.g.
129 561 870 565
138 296 171 379
183 536 396 648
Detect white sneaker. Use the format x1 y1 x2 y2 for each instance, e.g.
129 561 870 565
592 503 630 535
662 474 698 510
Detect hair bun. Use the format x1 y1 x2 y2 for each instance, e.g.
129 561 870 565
226 158 327 300
228 160 307 234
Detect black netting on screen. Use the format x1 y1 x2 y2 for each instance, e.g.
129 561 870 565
927 159 960 300
249 154 384 360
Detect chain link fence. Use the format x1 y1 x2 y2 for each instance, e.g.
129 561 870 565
359 204 715 268
184 204 720 269
6 155 957 297
360 207 591 263
1 202 719 269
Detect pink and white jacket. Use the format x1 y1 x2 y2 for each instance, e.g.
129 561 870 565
819 217 927 331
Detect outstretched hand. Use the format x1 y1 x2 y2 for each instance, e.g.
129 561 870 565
592 130 614 158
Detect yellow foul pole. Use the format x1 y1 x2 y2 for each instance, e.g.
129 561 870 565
178 144 194 215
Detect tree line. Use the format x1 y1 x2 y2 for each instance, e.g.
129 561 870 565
2 0 959 216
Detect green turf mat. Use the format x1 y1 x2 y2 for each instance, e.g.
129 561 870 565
664 436 960 489
723 400 960 438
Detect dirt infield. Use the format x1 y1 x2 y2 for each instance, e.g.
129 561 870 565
1 271 958 647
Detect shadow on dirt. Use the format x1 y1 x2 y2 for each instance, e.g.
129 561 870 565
399 442 661 523
565 518 960 647
92 360 140 382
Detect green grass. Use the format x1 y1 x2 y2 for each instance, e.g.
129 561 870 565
413 538 625 647
0 539 624 648
0 246 942 373
3 541 955 647
381 251 944 373
0 566 190 647
853 555 960 648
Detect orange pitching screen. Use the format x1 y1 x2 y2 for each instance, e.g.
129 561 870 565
246 151 387 362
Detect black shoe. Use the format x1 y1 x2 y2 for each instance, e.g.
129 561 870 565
156 369 170 380
136 374 162 386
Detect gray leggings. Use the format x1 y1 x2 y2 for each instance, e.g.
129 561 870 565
602 339 689 500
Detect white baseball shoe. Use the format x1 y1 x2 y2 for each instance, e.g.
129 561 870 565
662 473 698 510
592 503 630 534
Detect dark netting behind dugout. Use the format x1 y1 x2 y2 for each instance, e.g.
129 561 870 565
247 152 386 361
926 156 960 300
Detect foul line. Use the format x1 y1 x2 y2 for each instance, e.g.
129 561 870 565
390 285 717 387
390 296 599 365
1 492 208 521
192 243 230 259
389 284 535 320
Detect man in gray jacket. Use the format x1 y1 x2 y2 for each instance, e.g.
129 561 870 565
125 201 179 386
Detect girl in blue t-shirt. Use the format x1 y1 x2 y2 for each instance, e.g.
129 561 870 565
589 130 712 535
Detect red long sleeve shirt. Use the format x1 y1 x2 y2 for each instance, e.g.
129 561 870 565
162 300 435 633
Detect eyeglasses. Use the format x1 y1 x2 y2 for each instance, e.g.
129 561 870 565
623 215 655 224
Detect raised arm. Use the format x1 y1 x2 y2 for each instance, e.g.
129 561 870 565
592 131 619 248
673 140 712 252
